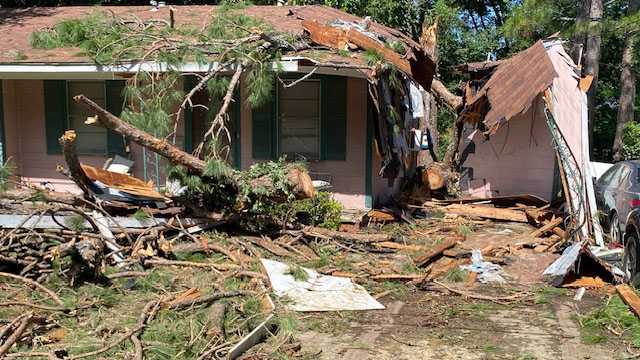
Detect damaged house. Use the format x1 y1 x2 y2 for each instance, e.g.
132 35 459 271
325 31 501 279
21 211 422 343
455 39 602 244
0 5 436 210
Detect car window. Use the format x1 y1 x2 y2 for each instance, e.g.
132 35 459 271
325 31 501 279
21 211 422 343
598 164 622 186
617 166 631 187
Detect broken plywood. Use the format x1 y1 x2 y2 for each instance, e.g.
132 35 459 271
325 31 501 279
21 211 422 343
260 259 384 312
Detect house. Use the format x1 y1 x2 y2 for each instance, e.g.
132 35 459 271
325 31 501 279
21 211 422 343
455 39 602 243
0 5 436 210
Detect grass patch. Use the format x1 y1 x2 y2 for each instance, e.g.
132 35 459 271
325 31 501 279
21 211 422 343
286 264 309 282
483 343 500 353
380 281 410 297
457 223 474 236
306 246 332 268
579 295 640 346
534 286 567 304
442 267 467 283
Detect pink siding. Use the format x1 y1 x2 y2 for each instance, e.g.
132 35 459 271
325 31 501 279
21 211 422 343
3 80 107 193
4 77 369 209
1 79 186 193
459 97 556 200
240 77 368 209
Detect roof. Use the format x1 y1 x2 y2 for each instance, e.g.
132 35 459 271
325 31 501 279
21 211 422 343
460 41 557 133
0 5 417 65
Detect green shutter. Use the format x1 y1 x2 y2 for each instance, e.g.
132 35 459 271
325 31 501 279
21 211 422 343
321 75 347 160
105 80 127 155
44 80 67 155
183 75 196 153
252 95 277 160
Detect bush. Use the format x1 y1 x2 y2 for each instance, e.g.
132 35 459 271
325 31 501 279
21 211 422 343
622 121 640 160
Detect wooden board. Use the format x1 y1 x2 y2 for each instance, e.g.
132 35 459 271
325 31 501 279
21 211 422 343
81 164 166 200
530 217 564 238
414 237 461 267
442 204 528 222
616 284 640 318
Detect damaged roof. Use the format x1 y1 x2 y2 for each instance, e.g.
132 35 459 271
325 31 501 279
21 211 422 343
0 5 434 87
460 41 557 133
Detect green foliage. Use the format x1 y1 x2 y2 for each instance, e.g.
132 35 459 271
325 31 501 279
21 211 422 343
580 295 640 346
133 209 151 222
0 158 14 193
65 214 86 232
286 264 309 282
363 48 383 66
443 267 467 282
502 0 574 50
261 191 342 232
534 286 566 304
622 121 640 160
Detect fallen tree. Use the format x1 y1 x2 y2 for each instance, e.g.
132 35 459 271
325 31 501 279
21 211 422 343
70 95 314 215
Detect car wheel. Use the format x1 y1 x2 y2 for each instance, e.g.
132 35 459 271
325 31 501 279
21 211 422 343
624 234 640 285
610 212 621 245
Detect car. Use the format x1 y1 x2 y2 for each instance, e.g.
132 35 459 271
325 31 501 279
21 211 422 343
623 209 640 283
594 160 640 245
594 161 640 281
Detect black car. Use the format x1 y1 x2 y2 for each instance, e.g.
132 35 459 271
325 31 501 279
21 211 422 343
623 209 640 283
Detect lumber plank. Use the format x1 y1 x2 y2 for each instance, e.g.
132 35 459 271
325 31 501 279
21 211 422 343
530 217 564 238
414 237 462 267
442 204 528 222
616 284 640 318
302 226 392 243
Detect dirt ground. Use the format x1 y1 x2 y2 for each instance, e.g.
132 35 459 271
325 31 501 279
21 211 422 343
294 222 629 360
1 217 635 359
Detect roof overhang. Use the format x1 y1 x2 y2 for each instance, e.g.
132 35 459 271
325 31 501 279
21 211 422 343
0 56 370 80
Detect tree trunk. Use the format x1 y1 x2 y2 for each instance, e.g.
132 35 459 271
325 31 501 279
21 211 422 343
584 0 603 156
571 0 591 64
59 130 93 196
431 79 463 112
74 95 207 174
612 0 639 161
73 95 314 201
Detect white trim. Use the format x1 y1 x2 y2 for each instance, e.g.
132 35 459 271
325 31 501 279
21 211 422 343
0 60 300 79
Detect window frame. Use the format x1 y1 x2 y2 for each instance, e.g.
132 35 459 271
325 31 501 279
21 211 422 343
276 78 322 161
65 80 109 156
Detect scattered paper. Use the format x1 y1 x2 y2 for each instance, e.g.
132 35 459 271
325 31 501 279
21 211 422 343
260 259 385 312
460 249 506 283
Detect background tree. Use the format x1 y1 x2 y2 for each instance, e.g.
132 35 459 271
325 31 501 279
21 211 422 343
612 0 639 161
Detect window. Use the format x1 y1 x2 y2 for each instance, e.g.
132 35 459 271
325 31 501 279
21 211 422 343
278 80 320 160
598 164 622 186
67 81 107 155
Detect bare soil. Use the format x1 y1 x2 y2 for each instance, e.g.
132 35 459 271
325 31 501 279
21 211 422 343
296 222 628 360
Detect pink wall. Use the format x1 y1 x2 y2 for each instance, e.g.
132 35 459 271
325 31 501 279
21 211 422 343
459 97 556 200
240 77 368 209
4 76 370 209
3 80 109 194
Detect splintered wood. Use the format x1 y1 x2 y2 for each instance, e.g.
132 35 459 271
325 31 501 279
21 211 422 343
616 284 640 318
